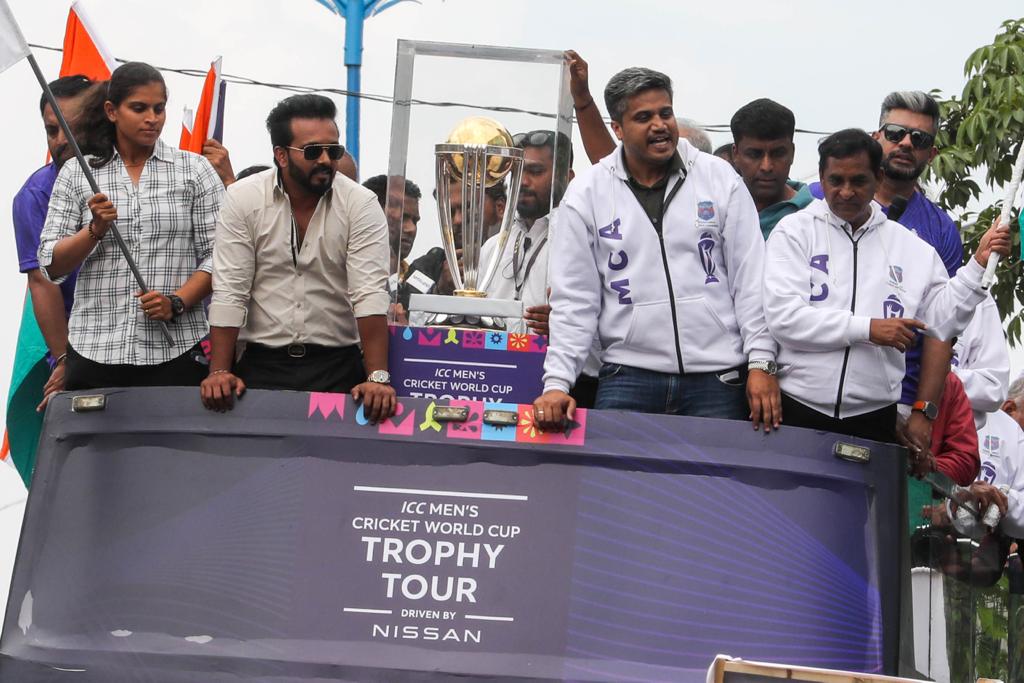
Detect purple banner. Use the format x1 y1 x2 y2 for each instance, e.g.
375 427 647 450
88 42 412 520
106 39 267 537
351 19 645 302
388 325 546 404
1 387 907 681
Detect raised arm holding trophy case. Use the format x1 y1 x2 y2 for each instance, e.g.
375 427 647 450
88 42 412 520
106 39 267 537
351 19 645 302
410 116 524 329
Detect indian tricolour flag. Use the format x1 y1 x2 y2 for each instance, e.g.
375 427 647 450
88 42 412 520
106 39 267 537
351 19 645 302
0 1 41 484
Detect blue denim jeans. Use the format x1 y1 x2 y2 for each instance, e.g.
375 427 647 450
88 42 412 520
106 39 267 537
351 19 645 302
594 363 748 419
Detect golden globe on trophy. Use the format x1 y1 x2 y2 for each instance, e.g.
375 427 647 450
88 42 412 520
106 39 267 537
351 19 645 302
408 116 525 329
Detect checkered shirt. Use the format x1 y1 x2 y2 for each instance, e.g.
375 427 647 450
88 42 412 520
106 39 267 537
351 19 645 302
38 139 223 365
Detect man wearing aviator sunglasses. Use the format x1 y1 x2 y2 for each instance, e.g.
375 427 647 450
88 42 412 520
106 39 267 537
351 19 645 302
872 92 969 465
203 94 395 423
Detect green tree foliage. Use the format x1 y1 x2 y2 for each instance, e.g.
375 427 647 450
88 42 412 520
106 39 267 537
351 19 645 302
927 18 1024 343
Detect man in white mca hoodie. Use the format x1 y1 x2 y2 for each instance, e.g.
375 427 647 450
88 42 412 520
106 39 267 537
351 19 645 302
764 128 1010 448
533 67 780 432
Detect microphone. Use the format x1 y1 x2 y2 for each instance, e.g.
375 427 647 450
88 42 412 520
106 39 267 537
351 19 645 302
398 247 447 308
887 196 908 222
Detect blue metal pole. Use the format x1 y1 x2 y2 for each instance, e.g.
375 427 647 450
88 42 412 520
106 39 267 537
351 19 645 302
343 2 366 165
346 65 361 164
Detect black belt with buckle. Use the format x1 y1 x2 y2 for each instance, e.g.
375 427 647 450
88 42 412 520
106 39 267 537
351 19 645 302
245 342 356 360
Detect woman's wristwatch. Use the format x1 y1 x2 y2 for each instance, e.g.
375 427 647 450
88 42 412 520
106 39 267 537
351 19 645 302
168 294 186 319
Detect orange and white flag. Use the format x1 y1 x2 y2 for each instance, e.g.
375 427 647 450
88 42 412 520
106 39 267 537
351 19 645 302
179 106 194 150
59 0 115 80
182 57 225 153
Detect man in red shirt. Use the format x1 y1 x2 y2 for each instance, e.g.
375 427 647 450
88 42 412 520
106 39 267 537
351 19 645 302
926 372 980 486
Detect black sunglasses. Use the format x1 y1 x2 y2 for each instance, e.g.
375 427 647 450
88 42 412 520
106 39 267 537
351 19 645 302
513 130 556 148
284 143 346 161
879 123 935 150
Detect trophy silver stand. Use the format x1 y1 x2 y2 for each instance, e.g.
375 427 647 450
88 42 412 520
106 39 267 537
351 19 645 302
409 116 525 330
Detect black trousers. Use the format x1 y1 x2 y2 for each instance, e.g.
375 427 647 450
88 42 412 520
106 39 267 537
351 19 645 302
236 343 365 393
781 393 897 443
65 343 207 390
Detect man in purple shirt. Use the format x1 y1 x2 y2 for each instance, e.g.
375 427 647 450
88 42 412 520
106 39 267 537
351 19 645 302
811 91 963 456
12 75 93 409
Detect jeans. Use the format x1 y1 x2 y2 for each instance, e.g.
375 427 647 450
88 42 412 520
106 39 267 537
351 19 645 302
595 363 748 420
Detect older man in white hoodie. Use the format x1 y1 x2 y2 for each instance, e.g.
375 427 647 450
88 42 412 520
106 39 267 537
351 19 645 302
966 376 1024 537
763 128 1009 452
533 66 780 432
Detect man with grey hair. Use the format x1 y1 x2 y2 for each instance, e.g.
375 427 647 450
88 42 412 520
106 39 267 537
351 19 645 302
959 376 1024 539
677 117 712 154
534 65 779 432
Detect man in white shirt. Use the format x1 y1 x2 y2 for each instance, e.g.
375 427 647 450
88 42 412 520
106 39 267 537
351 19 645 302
480 131 600 407
479 130 573 335
951 294 1010 429
201 94 395 422
763 128 1009 446
533 67 780 431
968 377 1024 539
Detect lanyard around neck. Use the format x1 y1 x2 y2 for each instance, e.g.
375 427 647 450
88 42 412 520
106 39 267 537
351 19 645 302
512 230 547 300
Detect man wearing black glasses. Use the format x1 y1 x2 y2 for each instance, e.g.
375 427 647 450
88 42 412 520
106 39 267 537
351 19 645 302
873 92 965 462
201 94 395 423
872 91 962 275
479 130 571 333
480 130 600 405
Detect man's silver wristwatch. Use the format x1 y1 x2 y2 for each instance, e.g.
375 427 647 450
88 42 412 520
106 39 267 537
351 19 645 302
368 369 391 385
747 360 778 376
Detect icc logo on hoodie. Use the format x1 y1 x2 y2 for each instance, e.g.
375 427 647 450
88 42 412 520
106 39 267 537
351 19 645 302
696 202 719 285
883 264 906 317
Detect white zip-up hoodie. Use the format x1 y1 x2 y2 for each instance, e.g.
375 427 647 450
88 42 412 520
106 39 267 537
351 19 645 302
543 139 775 394
977 409 1024 539
952 294 1010 429
764 198 987 419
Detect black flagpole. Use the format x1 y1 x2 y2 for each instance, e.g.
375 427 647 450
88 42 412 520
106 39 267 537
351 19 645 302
25 53 174 348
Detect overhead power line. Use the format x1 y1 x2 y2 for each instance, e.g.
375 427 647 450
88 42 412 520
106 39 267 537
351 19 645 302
27 43 832 135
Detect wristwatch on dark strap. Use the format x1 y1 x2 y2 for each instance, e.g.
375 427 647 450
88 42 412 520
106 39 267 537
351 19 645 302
168 294 186 319
368 369 391 385
911 400 938 421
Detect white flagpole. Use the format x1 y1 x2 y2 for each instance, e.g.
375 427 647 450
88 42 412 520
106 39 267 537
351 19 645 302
982 141 1024 290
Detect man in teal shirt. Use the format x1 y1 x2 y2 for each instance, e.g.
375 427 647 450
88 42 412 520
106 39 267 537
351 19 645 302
730 98 814 239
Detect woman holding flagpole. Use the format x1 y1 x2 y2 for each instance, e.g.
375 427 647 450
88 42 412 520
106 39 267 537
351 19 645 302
37 61 224 390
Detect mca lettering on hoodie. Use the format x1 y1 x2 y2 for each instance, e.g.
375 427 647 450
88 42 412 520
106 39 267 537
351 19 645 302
542 139 775 395
763 198 988 420
598 218 633 304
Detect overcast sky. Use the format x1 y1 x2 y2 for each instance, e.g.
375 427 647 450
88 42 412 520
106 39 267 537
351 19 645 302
0 0 1021 429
